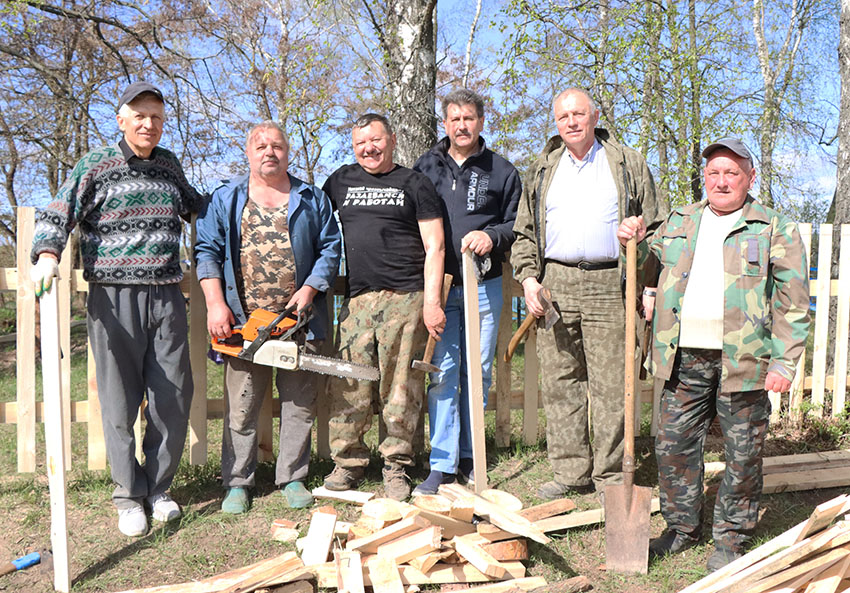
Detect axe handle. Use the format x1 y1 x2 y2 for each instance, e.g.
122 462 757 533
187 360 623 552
420 274 454 366
504 313 537 362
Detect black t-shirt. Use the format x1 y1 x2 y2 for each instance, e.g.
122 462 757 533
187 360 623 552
323 163 442 296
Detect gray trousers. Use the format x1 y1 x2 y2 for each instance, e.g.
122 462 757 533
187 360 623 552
537 262 625 490
222 348 318 488
87 283 193 510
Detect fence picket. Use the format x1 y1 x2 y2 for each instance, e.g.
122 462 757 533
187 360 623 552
811 224 832 417
833 225 850 417
16 208 36 472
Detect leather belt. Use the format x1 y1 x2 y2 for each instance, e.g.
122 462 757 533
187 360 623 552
545 258 618 271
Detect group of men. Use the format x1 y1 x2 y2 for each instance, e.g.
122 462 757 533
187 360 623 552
30 80 810 573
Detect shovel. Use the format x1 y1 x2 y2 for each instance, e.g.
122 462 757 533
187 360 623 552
604 236 652 574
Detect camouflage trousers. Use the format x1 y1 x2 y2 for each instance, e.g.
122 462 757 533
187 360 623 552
537 262 625 489
657 347 770 552
328 289 427 469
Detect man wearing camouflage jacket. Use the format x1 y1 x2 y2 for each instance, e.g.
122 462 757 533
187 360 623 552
617 137 810 572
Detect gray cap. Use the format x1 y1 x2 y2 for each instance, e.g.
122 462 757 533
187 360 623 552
117 81 163 112
702 137 753 163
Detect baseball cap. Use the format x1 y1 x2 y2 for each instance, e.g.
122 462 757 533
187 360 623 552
701 137 753 163
117 81 164 112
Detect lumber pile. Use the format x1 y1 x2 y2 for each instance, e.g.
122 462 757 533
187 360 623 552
678 493 850 593
704 449 850 495
111 551 312 593
301 486 587 591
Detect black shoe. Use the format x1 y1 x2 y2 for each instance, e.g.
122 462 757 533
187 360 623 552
706 547 743 572
412 470 456 496
649 530 700 560
457 458 474 485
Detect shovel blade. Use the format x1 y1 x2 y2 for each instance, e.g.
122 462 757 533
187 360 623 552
604 482 652 574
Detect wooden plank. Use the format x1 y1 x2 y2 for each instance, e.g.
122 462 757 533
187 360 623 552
803 553 850 593
452 535 509 578
408 549 452 573
790 223 813 425
734 542 850 593
440 484 549 544
834 224 850 418
481 489 523 513
300 510 337 567
188 215 208 465
705 451 850 480
461 577 548 592
522 326 539 445
535 498 660 532
313 560 526 588
16 207 36 473
414 508 477 539
449 497 475 523
58 243 72 468
495 265 512 448
811 223 833 418
376 526 442 564
340 550 365 593
87 336 106 470
462 251 488 493
518 498 577 522
39 285 71 593
312 486 375 505
765 467 850 494
346 515 431 554
679 495 850 593
367 555 404 593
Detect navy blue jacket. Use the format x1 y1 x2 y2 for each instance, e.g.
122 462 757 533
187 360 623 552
413 137 521 284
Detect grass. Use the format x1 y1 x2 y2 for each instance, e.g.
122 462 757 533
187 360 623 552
1 329 849 592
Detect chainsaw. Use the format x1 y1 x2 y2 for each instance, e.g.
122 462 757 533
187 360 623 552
211 306 379 381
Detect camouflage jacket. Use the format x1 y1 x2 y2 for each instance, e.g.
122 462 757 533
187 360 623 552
641 195 810 392
511 128 667 286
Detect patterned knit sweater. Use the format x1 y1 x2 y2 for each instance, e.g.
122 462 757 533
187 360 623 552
31 142 204 285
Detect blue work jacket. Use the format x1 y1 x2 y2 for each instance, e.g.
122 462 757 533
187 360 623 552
194 173 341 340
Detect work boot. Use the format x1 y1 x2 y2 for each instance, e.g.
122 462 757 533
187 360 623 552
118 505 148 537
382 464 411 501
323 465 364 491
537 480 592 500
706 547 743 572
221 487 250 514
282 481 313 509
649 529 700 560
412 470 456 497
147 492 181 522
457 458 474 485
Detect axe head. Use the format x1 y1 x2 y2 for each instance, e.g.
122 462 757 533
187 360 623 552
411 360 439 373
539 288 558 330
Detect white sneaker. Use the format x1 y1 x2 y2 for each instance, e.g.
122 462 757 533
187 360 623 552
148 492 181 522
118 506 148 537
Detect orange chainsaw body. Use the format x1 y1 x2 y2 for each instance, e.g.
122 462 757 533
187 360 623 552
211 309 299 358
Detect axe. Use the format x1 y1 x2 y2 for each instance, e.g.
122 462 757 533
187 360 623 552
504 287 558 362
411 273 453 373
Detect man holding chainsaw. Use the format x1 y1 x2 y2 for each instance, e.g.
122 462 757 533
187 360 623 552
411 89 521 495
617 138 809 571
195 121 341 513
511 88 666 500
30 82 205 537
322 113 445 501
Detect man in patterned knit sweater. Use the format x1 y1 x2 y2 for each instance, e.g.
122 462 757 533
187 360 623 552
30 82 204 537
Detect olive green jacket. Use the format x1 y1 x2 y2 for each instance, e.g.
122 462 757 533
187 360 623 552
511 129 666 286
641 195 810 392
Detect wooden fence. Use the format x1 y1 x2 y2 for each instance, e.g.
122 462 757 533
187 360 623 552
1 208 846 473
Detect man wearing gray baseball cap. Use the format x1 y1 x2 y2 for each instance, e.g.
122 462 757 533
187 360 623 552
617 137 809 571
30 81 205 537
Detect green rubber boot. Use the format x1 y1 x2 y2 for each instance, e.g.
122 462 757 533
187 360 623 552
221 487 249 514
283 481 314 509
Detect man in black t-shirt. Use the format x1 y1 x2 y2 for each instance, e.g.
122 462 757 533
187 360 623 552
322 113 445 501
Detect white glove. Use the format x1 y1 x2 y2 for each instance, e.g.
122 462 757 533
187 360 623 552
31 256 60 298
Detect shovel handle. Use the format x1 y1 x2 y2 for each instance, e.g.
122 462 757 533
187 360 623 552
624 237 637 480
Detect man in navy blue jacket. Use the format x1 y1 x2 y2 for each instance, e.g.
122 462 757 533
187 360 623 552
412 89 521 495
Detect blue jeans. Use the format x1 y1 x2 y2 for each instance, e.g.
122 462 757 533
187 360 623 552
427 276 503 473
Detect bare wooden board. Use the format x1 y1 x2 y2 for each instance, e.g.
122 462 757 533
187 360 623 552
734 542 850 593
300 511 337 566
518 498 577 522
346 515 431 554
461 577 548 592
376 526 442 564
704 451 850 477
452 535 510 579
409 548 454 573
797 496 850 543
340 550 365 593
440 484 549 544
534 498 660 532
313 560 526 588
367 555 404 593
312 486 375 504
765 467 850 495
481 489 523 513
450 497 475 523
462 250 488 493
415 508 477 539
803 553 850 593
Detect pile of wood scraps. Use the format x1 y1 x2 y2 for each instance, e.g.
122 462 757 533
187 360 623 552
678 493 850 593
704 449 850 495
304 484 594 592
